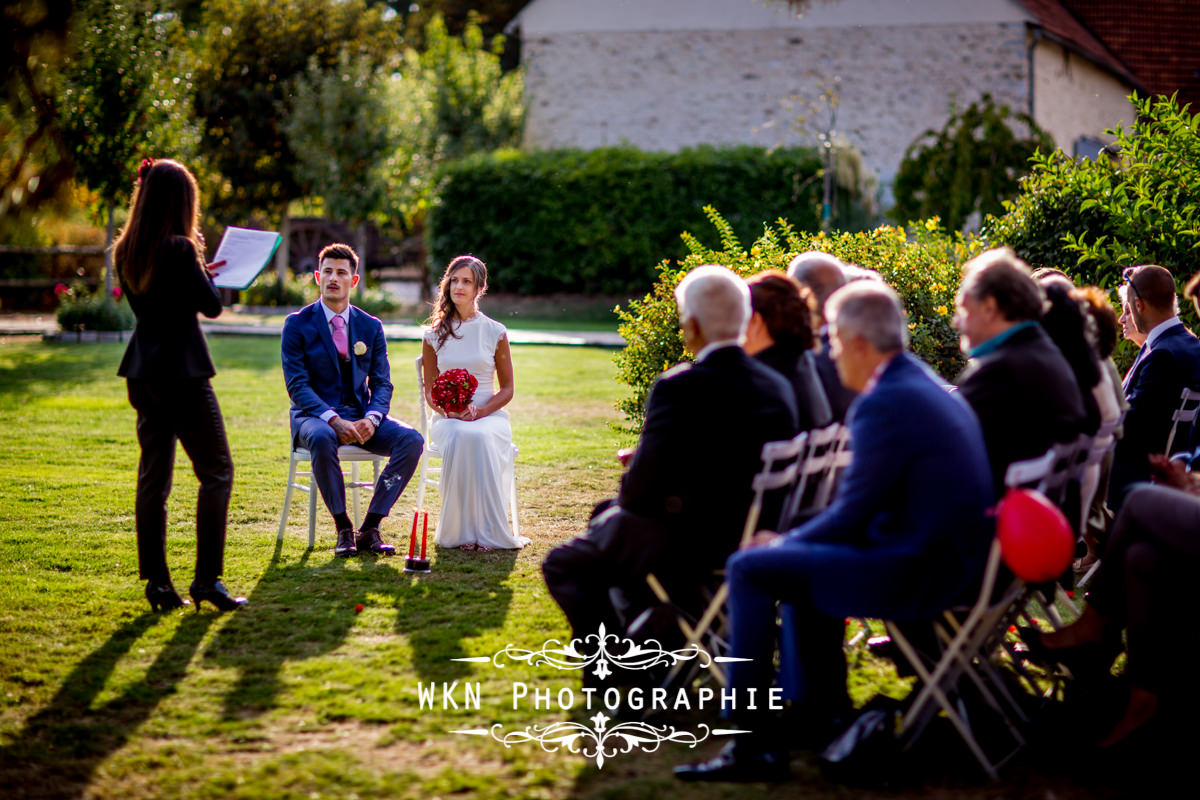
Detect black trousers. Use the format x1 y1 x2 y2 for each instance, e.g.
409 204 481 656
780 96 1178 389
1089 483 1200 692
127 378 233 584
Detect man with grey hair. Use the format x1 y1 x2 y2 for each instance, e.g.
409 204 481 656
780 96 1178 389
954 247 1087 496
787 251 858 422
677 281 993 783
543 265 797 651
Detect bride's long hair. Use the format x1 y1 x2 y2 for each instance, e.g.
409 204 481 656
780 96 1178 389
429 254 489 348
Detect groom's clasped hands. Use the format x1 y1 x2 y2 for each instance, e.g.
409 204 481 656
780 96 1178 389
330 415 378 445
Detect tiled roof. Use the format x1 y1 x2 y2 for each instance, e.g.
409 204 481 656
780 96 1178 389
1061 0 1200 109
1017 0 1140 86
1020 0 1200 108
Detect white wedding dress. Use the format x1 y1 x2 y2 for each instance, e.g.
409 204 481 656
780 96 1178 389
424 314 528 549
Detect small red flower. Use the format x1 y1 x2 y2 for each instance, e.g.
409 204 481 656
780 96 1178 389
54 283 69 297
111 286 122 300
354 603 364 614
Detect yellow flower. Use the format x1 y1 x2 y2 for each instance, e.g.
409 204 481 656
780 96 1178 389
935 305 949 317
908 322 917 330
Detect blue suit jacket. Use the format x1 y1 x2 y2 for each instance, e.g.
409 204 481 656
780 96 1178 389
781 352 995 620
281 302 393 439
1111 323 1200 502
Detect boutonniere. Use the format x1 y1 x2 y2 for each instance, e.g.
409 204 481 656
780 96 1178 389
353 341 367 356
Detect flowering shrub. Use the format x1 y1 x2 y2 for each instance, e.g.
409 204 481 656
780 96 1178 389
54 283 135 332
614 208 980 428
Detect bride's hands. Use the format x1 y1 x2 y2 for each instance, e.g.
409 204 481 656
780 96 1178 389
447 404 480 421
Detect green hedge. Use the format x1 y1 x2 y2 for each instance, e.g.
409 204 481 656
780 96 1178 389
614 209 979 428
427 145 870 295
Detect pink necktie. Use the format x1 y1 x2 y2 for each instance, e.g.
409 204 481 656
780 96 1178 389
331 315 348 359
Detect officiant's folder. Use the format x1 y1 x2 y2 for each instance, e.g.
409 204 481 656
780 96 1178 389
211 226 282 290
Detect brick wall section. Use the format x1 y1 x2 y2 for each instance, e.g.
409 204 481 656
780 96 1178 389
522 22 1032 191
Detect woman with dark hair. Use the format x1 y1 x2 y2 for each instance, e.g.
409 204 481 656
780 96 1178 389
744 271 832 432
115 158 245 612
421 255 528 551
1037 276 1104 434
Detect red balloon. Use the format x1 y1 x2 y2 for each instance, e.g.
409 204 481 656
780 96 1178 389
996 488 1074 582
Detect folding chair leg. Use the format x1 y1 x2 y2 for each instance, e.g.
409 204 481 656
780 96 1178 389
350 461 361 528
307 474 318 549
415 453 428 510
279 452 298 541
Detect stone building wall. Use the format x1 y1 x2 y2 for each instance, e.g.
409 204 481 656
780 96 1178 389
1033 38 1135 153
522 22 1033 193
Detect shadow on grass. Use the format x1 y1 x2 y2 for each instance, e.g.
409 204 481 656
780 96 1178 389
202 538 518 720
0 612 216 799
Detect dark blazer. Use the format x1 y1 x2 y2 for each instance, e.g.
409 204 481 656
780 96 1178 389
117 238 222 379
814 330 858 423
755 343 833 432
956 324 1088 495
1111 322 1200 502
782 352 994 621
618 345 799 574
281 301 393 438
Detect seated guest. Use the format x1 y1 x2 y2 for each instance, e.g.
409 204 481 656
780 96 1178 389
1038 276 1103 435
542 266 798 643
1039 476 1200 747
1118 284 1147 349
744 270 833 432
676 281 993 782
1073 285 1130 564
787 252 858 422
1109 265 1200 508
953 248 1087 496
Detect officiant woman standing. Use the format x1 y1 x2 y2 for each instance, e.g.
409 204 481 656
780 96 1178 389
422 255 528 551
115 158 246 613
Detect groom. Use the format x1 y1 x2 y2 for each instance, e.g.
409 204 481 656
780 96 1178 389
281 243 423 556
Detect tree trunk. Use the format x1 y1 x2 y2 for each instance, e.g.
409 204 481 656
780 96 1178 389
355 221 368 299
105 201 115 295
276 213 291 280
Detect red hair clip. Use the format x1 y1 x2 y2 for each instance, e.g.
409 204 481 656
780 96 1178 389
137 158 155 183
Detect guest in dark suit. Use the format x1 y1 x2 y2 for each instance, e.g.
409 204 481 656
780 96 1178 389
115 158 245 613
542 266 798 643
787 251 858 422
281 243 423 557
677 281 993 783
1109 264 1200 508
953 248 1088 496
744 270 832 432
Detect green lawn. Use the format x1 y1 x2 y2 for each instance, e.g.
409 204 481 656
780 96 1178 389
0 336 1120 798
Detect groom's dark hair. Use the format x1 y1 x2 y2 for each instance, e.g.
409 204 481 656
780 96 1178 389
317 242 359 273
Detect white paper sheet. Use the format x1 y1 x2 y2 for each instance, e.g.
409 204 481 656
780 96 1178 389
211 226 282 290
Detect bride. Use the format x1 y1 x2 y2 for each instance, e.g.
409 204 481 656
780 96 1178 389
422 255 529 551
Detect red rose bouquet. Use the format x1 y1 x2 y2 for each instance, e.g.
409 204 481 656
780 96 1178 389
431 368 478 414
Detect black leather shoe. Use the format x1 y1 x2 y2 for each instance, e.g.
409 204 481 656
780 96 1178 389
189 579 248 611
334 528 357 557
145 581 190 612
355 527 395 555
674 739 789 783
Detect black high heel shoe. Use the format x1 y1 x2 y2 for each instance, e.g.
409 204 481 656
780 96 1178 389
145 581 190 612
188 579 247 611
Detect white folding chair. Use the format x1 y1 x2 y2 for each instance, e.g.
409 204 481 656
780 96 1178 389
887 536 1030 780
643 431 810 688
414 355 519 538
778 422 845 524
1003 435 1093 626
278 444 387 548
1164 387 1200 456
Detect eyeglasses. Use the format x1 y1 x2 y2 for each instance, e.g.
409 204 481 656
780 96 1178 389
1122 266 1142 302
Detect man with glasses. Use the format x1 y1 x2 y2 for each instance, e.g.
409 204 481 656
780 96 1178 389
1110 265 1200 509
